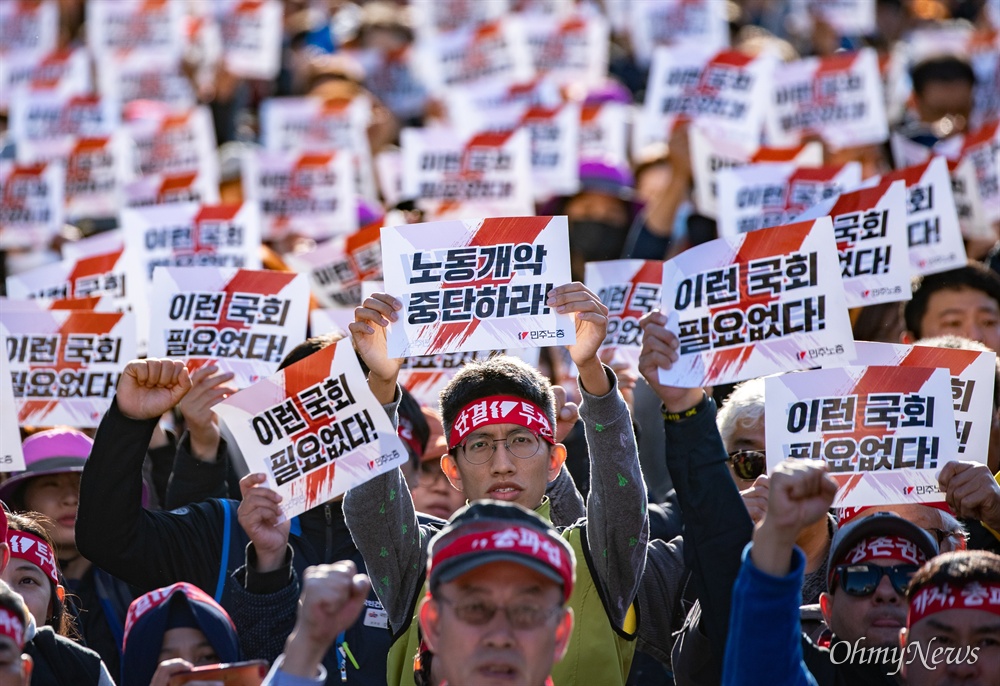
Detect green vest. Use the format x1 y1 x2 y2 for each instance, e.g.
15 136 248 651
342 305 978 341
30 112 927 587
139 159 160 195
386 500 638 686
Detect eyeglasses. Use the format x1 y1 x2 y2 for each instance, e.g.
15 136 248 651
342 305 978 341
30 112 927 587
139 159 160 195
727 450 767 481
434 595 563 630
416 460 448 486
832 563 918 597
460 429 543 465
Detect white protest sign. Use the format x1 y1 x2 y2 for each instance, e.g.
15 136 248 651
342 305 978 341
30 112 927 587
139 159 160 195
259 96 377 202
949 157 994 241
874 157 967 276
0 160 65 250
446 78 563 121
849 342 996 463
61 229 123 260
0 1 59 56
638 45 776 153
215 0 283 80
381 216 574 357
579 101 629 167
411 0 508 37
795 180 910 307
120 202 263 284
789 0 877 38
768 48 888 150
243 150 357 241
521 13 609 88
766 366 958 507
586 260 663 374
0 47 91 113
124 171 221 209
416 18 533 94
97 52 196 110
400 128 534 219
0 341 26 471
628 0 729 65
717 162 863 237
520 104 580 201
6 247 131 307
959 121 1000 223
659 217 855 387
690 125 823 218
64 135 132 220
352 46 427 122
125 107 219 183
149 267 309 388
212 337 407 520
0 309 137 427
309 308 355 338
284 222 384 308
398 350 503 408
10 93 120 163
86 0 185 58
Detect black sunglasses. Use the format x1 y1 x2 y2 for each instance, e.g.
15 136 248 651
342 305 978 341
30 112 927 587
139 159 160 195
727 450 766 481
832 563 918 597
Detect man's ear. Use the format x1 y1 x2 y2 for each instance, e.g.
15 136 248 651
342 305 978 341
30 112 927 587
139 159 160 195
418 596 440 653
441 455 463 493
819 591 833 626
0 542 9 573
554 607 574 662
548 444 567 481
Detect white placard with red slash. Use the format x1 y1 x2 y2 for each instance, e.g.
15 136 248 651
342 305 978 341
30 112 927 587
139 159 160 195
0 1 59 56
849 342 995 465
381 216 574 357
124 107 219 183
628 0 730 66
415 17 533 95
795 180 911 307
0 339 26 471
766 365 958 507
638 46 776 153
97 52 196 110
767 48 888 150
410 0 508 37
0 309 137 428
5 247 133 311
243 150 357 241
788 0 877 39
585 260 663 374
520 13 609 88
11 94 120 163
124 171 221 209
579 101 629 167
284 223 383 309
949 157 994 241
690 125 824 218
86 0 185 58
212 336 407 521
400 128 534 220
398 350 504 409
64 135 133 220
0 160 65 250
120 202 263 284
148 267 309 389
520 103 581 201
659 217 855 387
958 121 1000 223
717 162 863 237
0 47 91 113
215 0 283 80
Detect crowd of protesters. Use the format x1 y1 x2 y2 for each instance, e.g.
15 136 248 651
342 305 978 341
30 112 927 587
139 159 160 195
2 0 1000 685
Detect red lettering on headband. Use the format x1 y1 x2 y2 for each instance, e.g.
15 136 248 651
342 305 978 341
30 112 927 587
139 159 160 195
908 581 1000 627
0 607 24 649
7 531 59 586
448 395 554 450
124 582 232 644
840 535 927 568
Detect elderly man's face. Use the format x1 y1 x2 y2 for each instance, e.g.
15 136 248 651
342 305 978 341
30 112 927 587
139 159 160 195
724 416 766 490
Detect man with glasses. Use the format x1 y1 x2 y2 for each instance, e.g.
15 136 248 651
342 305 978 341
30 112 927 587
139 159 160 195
416 501 575 686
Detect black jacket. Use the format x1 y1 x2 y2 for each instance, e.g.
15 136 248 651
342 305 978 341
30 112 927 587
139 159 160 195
25 626 109 685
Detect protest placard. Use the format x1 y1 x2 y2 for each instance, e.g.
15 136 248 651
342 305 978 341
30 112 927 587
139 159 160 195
788 0 877 39
0 47 91 113
949 157 994 241
243 150 357 241
794 180 910 307
215 0 282 80
10 93 120 163
410 0 507 37
638 45 776 153
125 106 219 183
6 248 131 306
766 365 958 507
872 157 967 276
400 128 534 219
416 17 534 95
309 308 355 338
212 337 407 520
520 13 609 88
716 162 863 237
284 222 383 308
628 0 730 66
97 52 196 110
0 345 26 472
959 121 1000 223
0 0 59 56
446 78 563 121
352 46 428 122
579 101 629 167
0 309 137 427
849 341 996 463
519 104 580 201
124 171 221 209
149 267 309 388
120 202 263 283
86 0 185 58
381 216 574 357
585 260 663 373
690 125 823 218
61 228 123 260
398 350 503 408
659 217 855 387
767 48 889 150
0 160 65 250
64 135 132 220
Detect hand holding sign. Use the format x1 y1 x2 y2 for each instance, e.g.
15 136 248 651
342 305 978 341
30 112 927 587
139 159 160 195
551 282 611 396
117 359 191 421
939 462 1000 531
238 472 291 574
350 293 404 404
638 311 704 413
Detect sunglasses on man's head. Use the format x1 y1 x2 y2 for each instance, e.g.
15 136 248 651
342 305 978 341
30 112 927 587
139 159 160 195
727 450 766 481
832 563 918 597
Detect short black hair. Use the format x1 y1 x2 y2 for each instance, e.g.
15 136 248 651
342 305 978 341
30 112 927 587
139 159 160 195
903 263 1000 339
277 333 343 371
907 550 1000 599
910 55 976 97
439 355 555 447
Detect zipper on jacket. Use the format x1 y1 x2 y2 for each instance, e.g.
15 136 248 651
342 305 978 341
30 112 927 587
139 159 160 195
325 503 333 561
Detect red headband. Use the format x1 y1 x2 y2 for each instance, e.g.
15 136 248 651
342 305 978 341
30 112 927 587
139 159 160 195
448 396 554 450
430 525 575 602
840 535 928 568
398 415 423 457
908 581 1000 627
7 531 60 586
0 607 25 649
